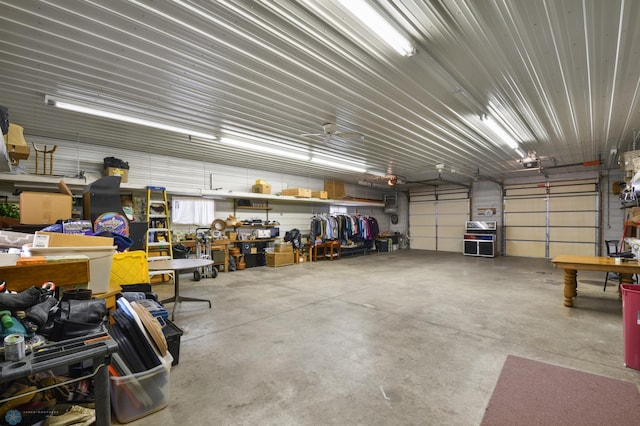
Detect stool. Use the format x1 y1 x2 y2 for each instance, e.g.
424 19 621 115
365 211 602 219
32 143 57 175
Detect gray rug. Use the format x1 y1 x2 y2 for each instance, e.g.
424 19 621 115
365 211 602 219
481 355 640 425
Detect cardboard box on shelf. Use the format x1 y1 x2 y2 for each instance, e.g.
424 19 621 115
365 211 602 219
251 183 271 194
6 144 29 160
105 167 129 182
19 192 72 225
266 251 294 267
281 188 312 197
274 243 293 253
6 123 27 146
312 191 328 199
324 181 345 200
33 231 114 248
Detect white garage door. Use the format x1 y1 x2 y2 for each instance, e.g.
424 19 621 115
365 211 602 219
409 186 469 252
504 179 598 258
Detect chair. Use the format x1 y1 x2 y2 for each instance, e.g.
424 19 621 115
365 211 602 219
604 239 635 291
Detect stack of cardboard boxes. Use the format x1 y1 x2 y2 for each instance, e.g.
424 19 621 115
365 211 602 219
266 242 294 267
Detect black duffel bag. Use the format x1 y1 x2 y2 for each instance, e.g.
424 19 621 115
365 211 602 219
42 299 108 341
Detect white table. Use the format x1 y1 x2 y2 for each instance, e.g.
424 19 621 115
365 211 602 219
148 258 214 319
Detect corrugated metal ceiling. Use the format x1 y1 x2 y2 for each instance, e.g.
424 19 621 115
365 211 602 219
1 0 639 187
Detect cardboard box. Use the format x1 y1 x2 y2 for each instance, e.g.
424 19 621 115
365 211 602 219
33 231 114 248
274 243 293 253
324 181 346 200
105 167 129 183
312 191 328 199
281 188 312 197
252 183 271 194
19 192 72 225
7 123 27 146
6 144 29 160
266 252 294 267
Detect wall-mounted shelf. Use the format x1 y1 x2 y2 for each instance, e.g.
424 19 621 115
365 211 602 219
0 174 385 207
235 206 273 210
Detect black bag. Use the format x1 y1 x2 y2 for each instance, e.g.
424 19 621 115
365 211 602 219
172 243 190 259
103 156 129 170
284 228 302 249
44 299 108 341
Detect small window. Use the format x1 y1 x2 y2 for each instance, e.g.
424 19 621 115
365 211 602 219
330 205 348 215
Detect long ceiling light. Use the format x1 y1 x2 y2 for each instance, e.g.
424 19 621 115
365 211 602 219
337 0 415 56
481 115 526 158
45 95 216 140
311 157 367 173
219 137 310 161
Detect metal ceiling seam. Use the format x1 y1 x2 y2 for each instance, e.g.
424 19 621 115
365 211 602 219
541 0 581 144
603 0 626 146
581 0 595 151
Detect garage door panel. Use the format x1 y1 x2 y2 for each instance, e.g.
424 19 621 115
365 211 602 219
506 241 546 257
549 242 596 257
409 215 436 226
505 187 547 196
410 203 436 214
504 198 546 212
412 226 436 238
439 238 462 252
438 201 468 214
550 183 597 194
549 196 595 211
411 237 436 250
439 226 464 239
505 212 546 226
549 211 596 227
438 214 468 226
549 228 597 242
506 227 546 240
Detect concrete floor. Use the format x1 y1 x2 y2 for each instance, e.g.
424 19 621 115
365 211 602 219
121 250 640 425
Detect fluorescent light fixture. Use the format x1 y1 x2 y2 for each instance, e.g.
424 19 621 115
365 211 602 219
220 137 310 161
45 95 216 140
337 0 415 56
481 115 519 150
366 170 388 177
514 147 527 158
311 157 367 173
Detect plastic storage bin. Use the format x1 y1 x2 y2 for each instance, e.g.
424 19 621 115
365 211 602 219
26 245 115 293
163 319 184 366
110 354 173 423
376 239 390 252
110 250 149 286
622 284 640 370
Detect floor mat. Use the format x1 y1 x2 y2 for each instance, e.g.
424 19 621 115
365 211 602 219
481 355 640 426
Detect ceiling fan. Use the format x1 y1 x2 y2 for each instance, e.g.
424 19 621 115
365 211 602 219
301 122 364 144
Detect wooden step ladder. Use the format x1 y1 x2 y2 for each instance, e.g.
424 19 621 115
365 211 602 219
145 186 174 281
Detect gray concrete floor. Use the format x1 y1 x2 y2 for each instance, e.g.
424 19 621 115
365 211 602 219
121 250 640 425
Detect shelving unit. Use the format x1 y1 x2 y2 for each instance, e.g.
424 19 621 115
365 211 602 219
0 173 385 208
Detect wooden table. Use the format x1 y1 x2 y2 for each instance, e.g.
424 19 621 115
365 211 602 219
310 241 341 261
148 258 214 319
551 255 640 307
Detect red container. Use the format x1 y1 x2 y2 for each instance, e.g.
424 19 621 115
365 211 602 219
621 284 640 370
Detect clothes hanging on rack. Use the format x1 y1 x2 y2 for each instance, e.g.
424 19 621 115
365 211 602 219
309 214 379 244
